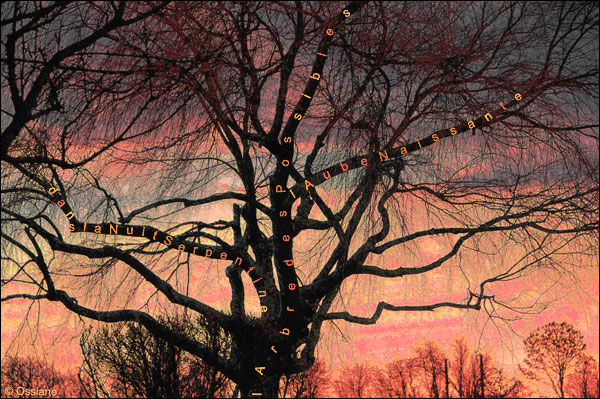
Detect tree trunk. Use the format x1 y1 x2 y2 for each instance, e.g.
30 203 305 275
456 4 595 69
240 374 281 398
559 370 565 398
479 354 485 398
445 359 449 398
232 322 288 398
458 360 464 398
432 368 439 398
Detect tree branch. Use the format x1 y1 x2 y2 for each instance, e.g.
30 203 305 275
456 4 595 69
323 300 481 325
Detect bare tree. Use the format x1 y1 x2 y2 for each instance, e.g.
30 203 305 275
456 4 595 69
451 337 470 398
333 363 375 398
78 314 233 398
2 1 598 397
477 354 527 398
521 322 587 398
412 340 446 398
411 339 526 398
279 359 328 398
449 339 527 399
374 358 421 398
368 337 527 398
566 355 600 399
1 355 86 398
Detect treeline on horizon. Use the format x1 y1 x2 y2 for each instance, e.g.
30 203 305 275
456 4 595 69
1 321 598 398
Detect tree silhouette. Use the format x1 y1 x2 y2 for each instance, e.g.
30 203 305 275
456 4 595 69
333 363 375 398
521 322 587 398
1 355 85 398
566 355 599 399
78 314 233 398
374 358 421 398
2 1 598 397
279 359 328 398
412 340 446 398
451 337 470 398
370 337 527 398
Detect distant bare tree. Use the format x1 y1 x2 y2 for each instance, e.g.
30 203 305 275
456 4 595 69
566 355 599 399
349 337 527 399
485 365 527 398
374 358 421 398
79 314 233 398
1 355 86 398
451 337 470 398
521 322 587 398
412 340 446 398
451 340 526 398
333 363 375 398
279 359 328 398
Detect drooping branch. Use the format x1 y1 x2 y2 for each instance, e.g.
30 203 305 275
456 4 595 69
43 288 238 382
3 205 241 330
322 300 482 325
1 294 47 302
120 192 273 224
43 186 254 266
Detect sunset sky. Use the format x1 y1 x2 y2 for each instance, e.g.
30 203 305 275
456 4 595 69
2 145 598 396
